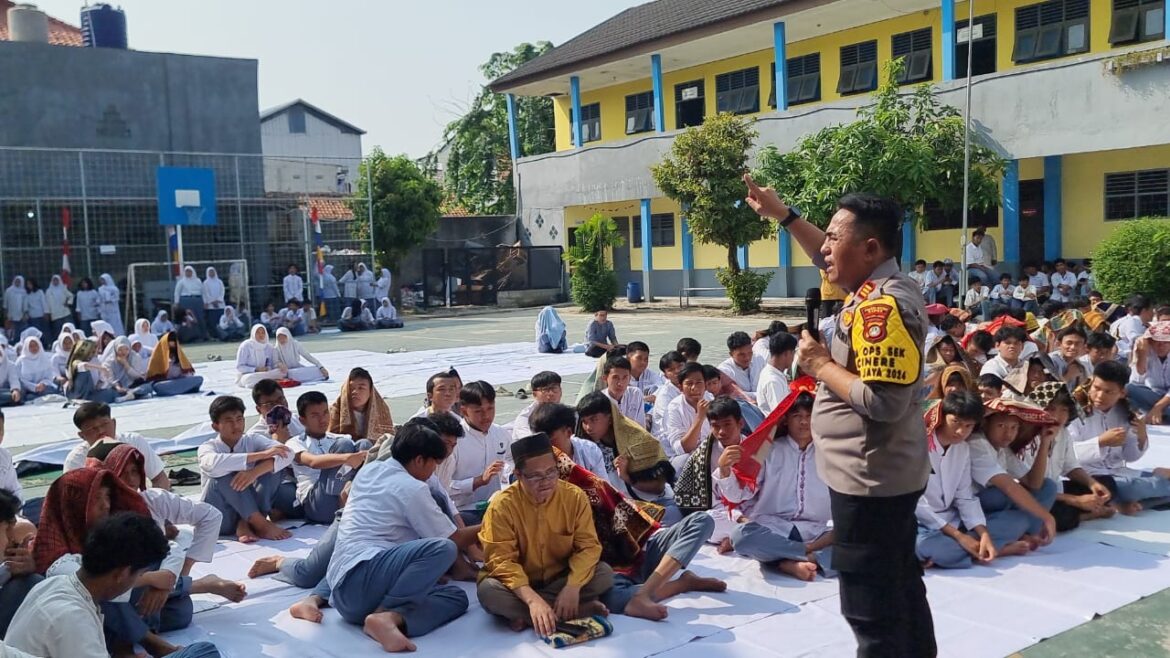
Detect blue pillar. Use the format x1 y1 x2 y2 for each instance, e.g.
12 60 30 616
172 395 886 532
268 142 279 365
941 0 956 82
1044 155 1063 262
681 212 695 273
779 228 792 297
570 76 582 148
737 245 748 269
640 199 654 301
1166 3 1170 43
505 94 520 163
901 218 916 268
651 54 666 133
1002 160 1021 265
773 22 788 111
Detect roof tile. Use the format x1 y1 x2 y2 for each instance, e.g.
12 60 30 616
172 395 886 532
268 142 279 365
0 1 83 47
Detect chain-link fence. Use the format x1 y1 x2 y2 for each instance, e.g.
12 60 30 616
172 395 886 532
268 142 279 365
0 147 374 328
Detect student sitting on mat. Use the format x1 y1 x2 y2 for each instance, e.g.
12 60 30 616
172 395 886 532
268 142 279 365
626 341 664 402
662 363 713 469
280 391 370 524
375 297 403 329
528 402 607 478
411 369 462 421
63 402 170 490
448 381 512 524
602 356 646 429
272 327 328 384
235 325 284 389
338 300 375 332
512 371 564 441
328 368 395 443
144 331 204 397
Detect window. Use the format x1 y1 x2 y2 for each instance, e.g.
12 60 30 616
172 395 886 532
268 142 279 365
923 200 1000 230
1013 0 1090 63
956 14 998 77
675 80 705 128
1110 0 1165 44
1105 169 1170 220
715 67 760 116
769 54 821 108
287 106 306 134
838 40 878 95
892 28 933 84
571 103 601 144
625 92 655 135
631 213 676 248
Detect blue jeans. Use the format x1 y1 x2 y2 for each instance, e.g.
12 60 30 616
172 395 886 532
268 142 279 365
205 471 283 534
603 513 714 614
154 375 204 397
915 509 1031 569
330 538 467 636
277 511 339 599
66 371 112 403
1113 473 1170 504
170 643 221 657
1126 384 1170 423
977 477 1058 536
103 571 193 646
731 520 836 577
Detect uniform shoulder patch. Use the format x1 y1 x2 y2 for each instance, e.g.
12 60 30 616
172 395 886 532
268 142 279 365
850 294 920 386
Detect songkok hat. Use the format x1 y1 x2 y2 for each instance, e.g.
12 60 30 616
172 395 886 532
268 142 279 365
511 433 553 466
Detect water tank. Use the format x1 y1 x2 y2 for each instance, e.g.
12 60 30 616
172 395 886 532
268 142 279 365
7 4 49 43
80 3 128 49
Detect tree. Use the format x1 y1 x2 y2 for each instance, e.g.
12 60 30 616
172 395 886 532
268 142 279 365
755 60 1006 228
652 113 775 313
348 148 444 270
563 213 624 312
1093 218 1170 303
431 42 555 215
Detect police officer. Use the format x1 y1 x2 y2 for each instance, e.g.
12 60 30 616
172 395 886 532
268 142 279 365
745 175 935 657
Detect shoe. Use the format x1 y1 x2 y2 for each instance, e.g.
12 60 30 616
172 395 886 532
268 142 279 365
168 468 201 487
495 385 513 397
516 388 529 400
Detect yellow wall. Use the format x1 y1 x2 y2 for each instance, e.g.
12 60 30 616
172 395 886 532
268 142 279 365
1063 144 1170 258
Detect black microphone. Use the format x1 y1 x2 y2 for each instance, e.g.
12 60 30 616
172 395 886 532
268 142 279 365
805 288 822 341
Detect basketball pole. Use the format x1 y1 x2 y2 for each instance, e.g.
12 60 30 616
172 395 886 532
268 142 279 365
176 225 185 278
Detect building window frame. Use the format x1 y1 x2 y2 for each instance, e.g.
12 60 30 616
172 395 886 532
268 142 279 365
770 53 821 108
625 91 655 135
1012 0 1091 64
892 28 934 84
632 213 677 248
1110 0 1165 44
287 106 306 134
715 67 761 116
1104 169 1170 221
837 40 879 95
571 102 602 144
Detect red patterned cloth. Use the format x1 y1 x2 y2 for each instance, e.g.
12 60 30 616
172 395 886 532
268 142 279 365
34 468 150 574
731 376 818 494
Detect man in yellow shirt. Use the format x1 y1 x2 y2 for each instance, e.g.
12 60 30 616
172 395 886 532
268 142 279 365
477 433 613 637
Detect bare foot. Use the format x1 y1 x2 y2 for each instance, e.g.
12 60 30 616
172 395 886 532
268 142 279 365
364 611 416 652
1084 506 1116 521
1020 534 1042 552
508 616 530 632
1118 501 1143 516
192 575 247 602
623 594 668 621
269 508 287 523
140 632 179 657
290 595 325 624
447 556 478 582
1153 467 1170 480
580 600 609 618
248 555 284 578
236 519 258 544
716 537 734 554
776 559 818 582
998 540 1031 557
676 570 726 593
253 518 292 541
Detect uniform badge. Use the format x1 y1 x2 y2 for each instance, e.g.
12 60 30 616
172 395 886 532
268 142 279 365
855 281 876 301
841 309 855 328
859 303 892 343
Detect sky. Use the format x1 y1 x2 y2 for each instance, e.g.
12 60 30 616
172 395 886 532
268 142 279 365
34 0 642 158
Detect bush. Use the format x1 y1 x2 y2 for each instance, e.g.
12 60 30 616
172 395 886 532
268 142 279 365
564 214 623 312
1093 218 1170 303
716 268 775 314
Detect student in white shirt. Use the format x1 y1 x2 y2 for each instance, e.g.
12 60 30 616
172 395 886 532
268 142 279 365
650 351 686 442
325 425 474 653
278 299 307 336
726 394 835 581
528 402 608 477
448 381 510 523
1126 320 1170 424
7 513 220 658
908 259 930 299
283 391 371 524
925 260 955 306
64 402 169 489
411 369 462 421
716 331 764 396
989 273 1014 305
511 371 561 441
1011 275 1040 314
282 264 304 304
0 489 38 638
980 325 1029 392
603 356 647 428
965 229 996 285
963 280 990 320
756 331 796 414
1112 296 1152 362
664 363 713 468
197 395 293 543
1048 259 1077 303
627 341 665 402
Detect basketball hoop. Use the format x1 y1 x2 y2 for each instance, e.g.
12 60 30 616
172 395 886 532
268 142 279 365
180 205 206 226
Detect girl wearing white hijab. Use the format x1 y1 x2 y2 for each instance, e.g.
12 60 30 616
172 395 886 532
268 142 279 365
174 266 207 341
151 311 174 336
101 336 153 399
88 320 117 355
46 274 74 335
217 306 247 341
535 306 567 353
375 297 402 329
236 325 286 388
133 318 158 352
0 338 21 406
73 277 101 335
3 276 26 343
228 262 246 308
373 267 392 302
51 329 77 385
97 274 125 335
320 263 341 322
338 299 375 332
273 327 328 383
203 266 226 331
21 278 49 337
16 336 59 399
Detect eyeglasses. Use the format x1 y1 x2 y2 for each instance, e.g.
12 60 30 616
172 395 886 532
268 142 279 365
520 468 558 483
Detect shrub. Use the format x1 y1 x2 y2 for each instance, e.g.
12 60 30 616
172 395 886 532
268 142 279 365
1092 218 1170 304
716 268 775 314
564 214 623 312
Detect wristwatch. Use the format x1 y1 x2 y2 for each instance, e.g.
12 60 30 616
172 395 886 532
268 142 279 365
779 207 802 228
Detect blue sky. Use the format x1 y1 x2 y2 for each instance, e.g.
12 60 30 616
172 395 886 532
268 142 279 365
36 0 641 158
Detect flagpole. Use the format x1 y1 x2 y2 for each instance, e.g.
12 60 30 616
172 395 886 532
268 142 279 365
959 0 976 305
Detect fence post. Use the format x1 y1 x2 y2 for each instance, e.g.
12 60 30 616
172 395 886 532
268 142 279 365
233 155 249 312
78 151 93 282
366 156 375 265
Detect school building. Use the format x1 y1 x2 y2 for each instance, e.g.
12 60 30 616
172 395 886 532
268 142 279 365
491 0 1170 298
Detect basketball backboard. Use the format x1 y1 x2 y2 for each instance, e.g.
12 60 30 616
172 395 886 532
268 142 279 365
157 167 217 226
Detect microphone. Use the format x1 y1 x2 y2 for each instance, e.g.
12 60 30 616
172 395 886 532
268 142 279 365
805 288 822 341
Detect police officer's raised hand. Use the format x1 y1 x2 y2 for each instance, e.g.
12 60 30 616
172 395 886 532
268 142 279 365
797 330 832 379
743 174 790 220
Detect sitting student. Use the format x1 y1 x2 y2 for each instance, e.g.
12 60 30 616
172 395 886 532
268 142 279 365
676 337 701 363
627 341 664 402
49 329 76 387
512 371 562 440
577 392 681 524
752 321 789 361
927 365 976 404
535 306 568 353
150 311 175 337
675 396 747 542
1126 320 1170 424
584 309 621 358
1047 326 1091 386
10 512 221 658
989 274 1015 306
197 396 293 542
0 410 24 505
278 299 307 337
338 300 376 332
248 378 306 440
0 489 40 637
1070 361 1170 514
144 331 204 397
723 390 837 580
1086 331 1118 369
0 341 22 408
529 403 607 477
1027 383 1115 531
477 433 613 636
65 339 127 404
329 368 395 442
257 303 280 334
717 331 765 396
272 327 328 384
650 351 686 441
100 336 153 400
284 391 370 524
64 402 170 489
916 392 1031 569
980 325 1029 394
968 398 1059 549
602 356 647 428
235 325 285 388
324 423 474 653
375 297 403 329
663 363 712 467
412 369 462 421
217 306 247 342
448 381 512 523
176 309 202 345
756 332 797 414
977 373 1007 405
964 279 990 320
16 336 59 401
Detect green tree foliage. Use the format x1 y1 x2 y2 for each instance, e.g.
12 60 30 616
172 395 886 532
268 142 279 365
432 42 555 215
348 148 444 270
652 112 774 313
755 60 1006 227
1093 218 1170 303
564 214 624 312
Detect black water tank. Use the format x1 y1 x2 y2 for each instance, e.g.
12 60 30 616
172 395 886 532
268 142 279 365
80 3 128 49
